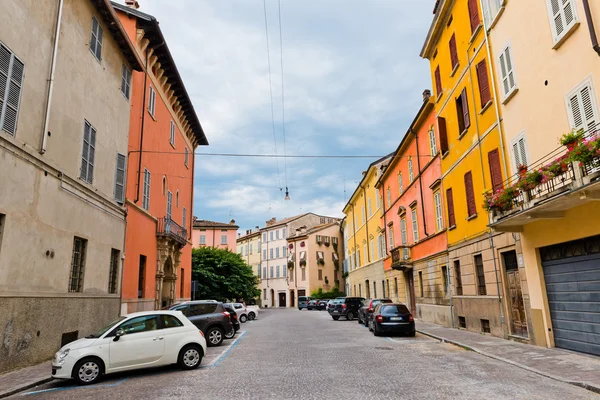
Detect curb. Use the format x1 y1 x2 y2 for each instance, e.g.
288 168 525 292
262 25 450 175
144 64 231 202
416 329 600 395
0 377 53 399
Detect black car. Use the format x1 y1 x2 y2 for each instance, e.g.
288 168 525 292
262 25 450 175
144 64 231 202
169 300 234 346
317 299 330 311
358 298 393 326
307 300 319 310
223 304 241 339
328 297 365 320
369 303 415 337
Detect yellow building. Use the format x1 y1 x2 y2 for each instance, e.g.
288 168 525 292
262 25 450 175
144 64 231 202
236 228 262 285
343 155 392 300
420 0 523 338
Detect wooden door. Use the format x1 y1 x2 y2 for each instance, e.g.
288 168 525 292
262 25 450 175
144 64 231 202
278 292 286 308
406 270 416 315
503 251 528 337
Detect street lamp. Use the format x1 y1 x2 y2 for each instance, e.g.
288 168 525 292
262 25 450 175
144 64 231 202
284 187 290 201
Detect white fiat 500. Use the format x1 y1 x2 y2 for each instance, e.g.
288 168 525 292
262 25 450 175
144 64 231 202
51 311 206 385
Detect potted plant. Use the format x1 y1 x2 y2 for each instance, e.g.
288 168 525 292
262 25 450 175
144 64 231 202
332 242 338 251
300 260 307 267
560 130 583 151
483 186 519 213
324 277 329 285
517 169 544 191
317 258 325 266
568 138 599 165
342 271 349 279
300 241 305 247
324 241 330 247
333 259 340 270
287 261 294 269
288 244 293 250
517 164 528 177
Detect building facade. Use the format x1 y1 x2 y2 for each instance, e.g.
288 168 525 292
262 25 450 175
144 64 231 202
192 219 238 251
485 0 600 356
260 217 293 308
113 1 208 313
421 0 522 338
237 228 262 284
377 91 450 326
0 0 142 372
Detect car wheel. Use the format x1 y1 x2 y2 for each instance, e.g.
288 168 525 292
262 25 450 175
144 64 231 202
206 327 224 346
178 344 203 370
248 312 256 320
409 330 416 337
332 316 340 321
373 325 381 337
224 329 236 339
346 311 354 321
368 321 373 332
357 317 362 324
73 357 103 385
240 314 248 323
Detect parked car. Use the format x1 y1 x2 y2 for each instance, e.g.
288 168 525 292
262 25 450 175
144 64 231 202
224 302 249 323
369 303 415 337
246 305 259 320
223 304 241 339
317 299 330 310
358 298 393 326
169 300 234 347
327 298 345 312
307 300 319 310
51 311 206 385
298 296 311 310
329 297 365 320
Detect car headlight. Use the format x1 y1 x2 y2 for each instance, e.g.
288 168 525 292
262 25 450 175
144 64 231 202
57 349 70 366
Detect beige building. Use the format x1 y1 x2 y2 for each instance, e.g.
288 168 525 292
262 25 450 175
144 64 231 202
485 0 600 356
0 0 142 372
237 227 262 285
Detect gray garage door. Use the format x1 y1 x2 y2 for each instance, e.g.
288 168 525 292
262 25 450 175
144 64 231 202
541 242 600 356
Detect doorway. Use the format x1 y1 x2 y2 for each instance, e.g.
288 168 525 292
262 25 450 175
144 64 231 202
405 270 416 315
503 251 528 337
161 256 175 308
270 289 275 307
278 292 286 307
289 290 295 307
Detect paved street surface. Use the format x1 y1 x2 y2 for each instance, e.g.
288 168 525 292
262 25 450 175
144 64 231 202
13 309 597 400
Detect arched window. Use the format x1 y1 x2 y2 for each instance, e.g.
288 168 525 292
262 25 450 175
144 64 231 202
176 190 179 207
162 176 167 195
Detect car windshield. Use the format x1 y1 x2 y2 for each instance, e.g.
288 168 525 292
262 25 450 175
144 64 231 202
299 297 308 301
86 316 126 338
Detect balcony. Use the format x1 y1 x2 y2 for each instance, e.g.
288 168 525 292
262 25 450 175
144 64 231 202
487 137 600 232
157 217 188 246
391 246 412 270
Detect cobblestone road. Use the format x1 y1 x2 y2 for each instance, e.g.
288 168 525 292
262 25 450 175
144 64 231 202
14 309 597 400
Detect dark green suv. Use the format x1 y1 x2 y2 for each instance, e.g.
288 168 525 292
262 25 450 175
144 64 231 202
329 297 365 321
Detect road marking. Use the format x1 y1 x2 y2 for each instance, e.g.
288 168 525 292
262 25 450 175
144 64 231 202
206 330 247 368
21 379 127 396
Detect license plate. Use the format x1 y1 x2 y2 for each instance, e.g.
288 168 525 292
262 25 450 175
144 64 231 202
390 317 403 321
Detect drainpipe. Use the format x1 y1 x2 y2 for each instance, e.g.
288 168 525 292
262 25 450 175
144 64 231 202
189 148 195 241
351 205 358 269
467 49 488 189
489 231 506 334
40 0 64 154
118 207 128 316
582 0 600 56
411 128 428 237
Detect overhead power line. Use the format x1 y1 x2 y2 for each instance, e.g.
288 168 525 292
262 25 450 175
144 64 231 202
128 149 436 159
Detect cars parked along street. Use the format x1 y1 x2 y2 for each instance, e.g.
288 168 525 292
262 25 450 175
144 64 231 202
298 296 311 310
369 303 415 337
307 300 319 310
169 300 234 347
358 298 393 326
329 297 365 320
223 304 241 339
246 305 259 320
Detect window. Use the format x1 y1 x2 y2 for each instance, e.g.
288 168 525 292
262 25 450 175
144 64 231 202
162 176 167 195
434 191 443 231
456 88 470 134
166 191 172 220
356 249 361 267
118 315 159 335
418 271 424 297
270 266 274 278
566 79 599 136
263 267 267 278
148 86 156 117
270 248 274 259
250 243 253 254
387 187 391 206
318 269 323 280
283 246 287 257
283 264 287 277
276 265 280 278
482 0 504 28
114 153 126 204
546 0 578 44
302 268 306 281
411 208 419 242
408 158 414 183
511 133 529 171
263 233 267 242
383 280 386 298
108 249 120 294
394 278 398 298
488 149 504 192
368 198 372 217
375 191 380 209
370 239 375 261
89 17 103 61
438 116 449 154
454 260 462 295
0 214 5 254
257 266 261 278
388 226 394 250
263 249 267 259
69 237 87 292
475 255 486 295
429 127 437 156
467 0 481 34
446 188 456 227
121 64 132 100
464 171 477 217
363 243 367 264
182 208 187 231
80 121 96 184
400 218 408 246
398 173 403 195
449 33 458 71
170 121 175 147
184 148 189 168
498 45 517 99
361 206 366 224
276 247 280 258
358 283 362 297
283 228 286 238
373 282 377 298
200 235 206 245
458 316 466 328
161 315 184 329
142 169 151 210
481 319 491 333
176 191 179 208
263 289 267 299
441 265 448 295
276 230 280 240
434 66 442 97
0 43 24 135
221 235 227 245
180 268 184 297
476 59 491 107
270 231 273 241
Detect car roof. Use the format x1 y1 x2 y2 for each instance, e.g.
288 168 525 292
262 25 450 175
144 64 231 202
124 310 183 318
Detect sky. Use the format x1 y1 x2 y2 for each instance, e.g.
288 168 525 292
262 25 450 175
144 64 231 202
119 0 436 232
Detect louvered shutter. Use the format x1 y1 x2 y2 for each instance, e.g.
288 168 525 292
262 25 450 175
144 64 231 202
461 88 471 129
549 0 577 41
449 34 458 69
446 188 456 227
438 116 449 154
464 171 476 217
568 82 599 135
435 66 442 97
488 149 503 191
468 0 481 33
114 153 126 204
482 0 491 27
476 60 491 106
0 45 24 136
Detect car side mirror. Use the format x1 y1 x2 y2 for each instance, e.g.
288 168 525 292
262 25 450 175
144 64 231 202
113 329 124 342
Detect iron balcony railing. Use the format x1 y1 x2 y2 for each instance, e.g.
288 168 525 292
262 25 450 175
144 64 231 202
157 217 188 246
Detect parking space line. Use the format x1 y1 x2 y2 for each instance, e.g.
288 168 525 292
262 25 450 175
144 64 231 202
206 330 247 368
21 379 127 396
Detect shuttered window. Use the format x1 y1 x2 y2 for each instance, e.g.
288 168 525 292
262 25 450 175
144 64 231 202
511 133 529 171
498 45 517 99
80 121 96 184
398 173 403 194
114 153 126 204
449 34 459 70
408 158 414 182
184 148 189 167
468 0 481 34
456 88 470 134
400 218 408 245
446 188 456 227
546 0 578 44
170 120 175 147
89 17 103 61
438 116 449 154
0 43 24 136
476 59 491 107
566 79 599 136
121 64 132 100
142 168 151 210
464 171 477 217
182 208 187 232
482 0 503 28
411 208 419 242
148 86 156 117
167 191 172 220
435 66 442 97
488 149 503 192
429 127 437 156
434 191 443 231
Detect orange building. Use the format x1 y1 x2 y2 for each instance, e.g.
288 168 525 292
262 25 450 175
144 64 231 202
376 90 450 326
113 2 208 313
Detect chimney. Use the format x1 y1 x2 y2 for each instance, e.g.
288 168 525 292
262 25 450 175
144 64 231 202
423 89 432 102
238 233 241 238
266 217 276 227
230 219 236 225
125 0 140 9
361 171 367 176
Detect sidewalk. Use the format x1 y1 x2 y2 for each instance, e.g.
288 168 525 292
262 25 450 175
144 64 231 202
416 321 600 394
0 361 52 399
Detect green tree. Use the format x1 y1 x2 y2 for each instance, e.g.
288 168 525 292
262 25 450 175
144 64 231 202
191 247 260 302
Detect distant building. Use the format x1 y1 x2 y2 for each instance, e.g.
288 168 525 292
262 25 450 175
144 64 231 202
192 219 239 251
237 227 262 296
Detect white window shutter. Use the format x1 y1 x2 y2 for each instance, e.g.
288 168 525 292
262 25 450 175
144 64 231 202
548 0 578 42
0 44 24 136
580 85 598 135
568 81 599 136
482 0 491 28
114 153 126 204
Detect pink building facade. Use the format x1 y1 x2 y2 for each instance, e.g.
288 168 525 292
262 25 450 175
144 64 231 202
192 219 239 251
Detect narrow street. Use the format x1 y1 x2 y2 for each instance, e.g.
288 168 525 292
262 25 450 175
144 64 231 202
14 309 597 400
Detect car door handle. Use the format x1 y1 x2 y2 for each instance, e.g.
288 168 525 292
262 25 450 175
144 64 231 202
153 337 164 341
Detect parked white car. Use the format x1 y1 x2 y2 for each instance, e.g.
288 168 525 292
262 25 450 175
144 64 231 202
224 302 248 323
51 311 206 385
246 305 259 321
